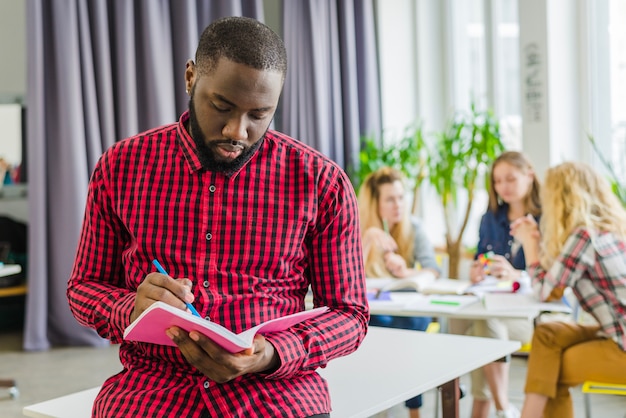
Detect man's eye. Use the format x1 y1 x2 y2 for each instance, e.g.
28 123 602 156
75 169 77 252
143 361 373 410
212 103 229 112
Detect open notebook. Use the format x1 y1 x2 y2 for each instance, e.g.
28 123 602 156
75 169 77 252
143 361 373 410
124 302 329 353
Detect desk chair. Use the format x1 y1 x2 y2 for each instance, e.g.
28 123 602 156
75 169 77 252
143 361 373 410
581 381 626 418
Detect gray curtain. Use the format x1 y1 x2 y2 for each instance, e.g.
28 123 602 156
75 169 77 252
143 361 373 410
279 0 381 172
24 0 263 350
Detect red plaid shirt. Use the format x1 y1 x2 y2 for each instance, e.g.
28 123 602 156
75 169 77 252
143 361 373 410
67 111 369 417
529 227 626 351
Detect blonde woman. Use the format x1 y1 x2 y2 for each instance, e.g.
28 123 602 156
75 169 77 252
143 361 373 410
358 167 440 418
511 161 626 418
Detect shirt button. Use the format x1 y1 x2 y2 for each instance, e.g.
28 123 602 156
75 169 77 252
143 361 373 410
203 381 210 389
209 185 216 192
205 232 212 241
507 240 512 245
203 280 209 288
505 253 510 259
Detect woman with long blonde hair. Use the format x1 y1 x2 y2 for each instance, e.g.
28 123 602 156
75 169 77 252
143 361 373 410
358 167 440 418
511 161 626 418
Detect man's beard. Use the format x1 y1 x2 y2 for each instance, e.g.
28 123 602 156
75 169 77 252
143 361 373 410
188 96 263 173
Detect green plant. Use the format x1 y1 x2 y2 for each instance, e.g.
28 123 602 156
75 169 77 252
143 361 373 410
587 134 626 207
427 104 505 278
351 104 504 278
350 124 428 213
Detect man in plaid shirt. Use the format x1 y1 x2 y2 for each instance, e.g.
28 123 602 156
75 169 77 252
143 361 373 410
68 16 368 418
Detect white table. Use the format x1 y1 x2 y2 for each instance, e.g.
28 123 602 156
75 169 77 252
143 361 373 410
367 293 570 321
319 327 520 418
24 328 520 418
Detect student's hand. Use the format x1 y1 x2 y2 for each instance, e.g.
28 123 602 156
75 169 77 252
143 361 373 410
362 227 398 253
131 273 195 323
510 214 540 246
383 252 410 277
510 214 541 265
488 255 518 280
166 328 280 383
469 260 486 283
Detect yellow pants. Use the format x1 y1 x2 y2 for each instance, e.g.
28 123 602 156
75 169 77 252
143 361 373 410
524 321 626 418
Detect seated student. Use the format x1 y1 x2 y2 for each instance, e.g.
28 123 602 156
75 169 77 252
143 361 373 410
358 167 440 418
511 161 626 418
449 151 541 418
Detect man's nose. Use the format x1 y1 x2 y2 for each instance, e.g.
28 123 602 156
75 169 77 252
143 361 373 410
222 117 248 141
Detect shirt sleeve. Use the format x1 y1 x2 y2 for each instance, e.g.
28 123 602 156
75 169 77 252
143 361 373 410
66 148 136 343
528 228 593 302
411 218 441 274
264 166 369 379
475 213 491 259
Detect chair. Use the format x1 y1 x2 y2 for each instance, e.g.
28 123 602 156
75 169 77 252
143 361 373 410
581 381 626 418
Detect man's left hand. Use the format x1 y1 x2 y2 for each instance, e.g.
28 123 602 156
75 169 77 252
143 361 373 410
165 327 279 383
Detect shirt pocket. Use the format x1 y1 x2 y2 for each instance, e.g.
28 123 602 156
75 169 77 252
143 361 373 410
238 215 308 281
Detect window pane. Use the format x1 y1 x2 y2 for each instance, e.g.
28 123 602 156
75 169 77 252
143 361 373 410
450 0 487 109
609 0 626 182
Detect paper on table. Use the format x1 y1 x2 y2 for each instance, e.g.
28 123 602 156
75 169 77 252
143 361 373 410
465 276 515 296
483 293 572 313
405 294 480 313
124 301 329 353
366 276 471 295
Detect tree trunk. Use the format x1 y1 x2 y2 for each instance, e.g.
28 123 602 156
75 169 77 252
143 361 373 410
447 239 462 279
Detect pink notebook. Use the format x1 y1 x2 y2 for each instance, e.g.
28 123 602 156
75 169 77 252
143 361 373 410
123 301 329 353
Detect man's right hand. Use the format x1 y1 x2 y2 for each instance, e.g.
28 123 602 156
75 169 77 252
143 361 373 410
131 272 195 323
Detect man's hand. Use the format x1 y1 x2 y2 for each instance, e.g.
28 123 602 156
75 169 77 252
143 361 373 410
131 273 195 323
166 328 280 383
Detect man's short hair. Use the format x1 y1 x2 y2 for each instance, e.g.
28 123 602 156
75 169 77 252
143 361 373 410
195 16 287 80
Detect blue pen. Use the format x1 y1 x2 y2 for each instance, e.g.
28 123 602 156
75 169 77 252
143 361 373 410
152 259 202 317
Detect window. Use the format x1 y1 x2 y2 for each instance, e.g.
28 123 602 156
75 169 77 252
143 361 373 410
448 0 521 149
608 0 626 182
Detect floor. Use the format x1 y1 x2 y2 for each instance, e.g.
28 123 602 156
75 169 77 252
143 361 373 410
1 330 625 418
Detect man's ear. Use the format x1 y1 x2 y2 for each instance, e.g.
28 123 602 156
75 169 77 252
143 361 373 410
184 60 196 94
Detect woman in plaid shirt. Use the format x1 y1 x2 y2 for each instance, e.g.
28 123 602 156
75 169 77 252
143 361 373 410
511 161 626 418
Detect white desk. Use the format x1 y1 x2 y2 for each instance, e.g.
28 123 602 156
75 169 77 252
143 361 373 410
369 298 538 320
24 328 520 418
367 293 570 321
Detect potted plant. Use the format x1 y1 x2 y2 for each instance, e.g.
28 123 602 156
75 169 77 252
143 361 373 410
350 124 428 214
426 104 505 279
